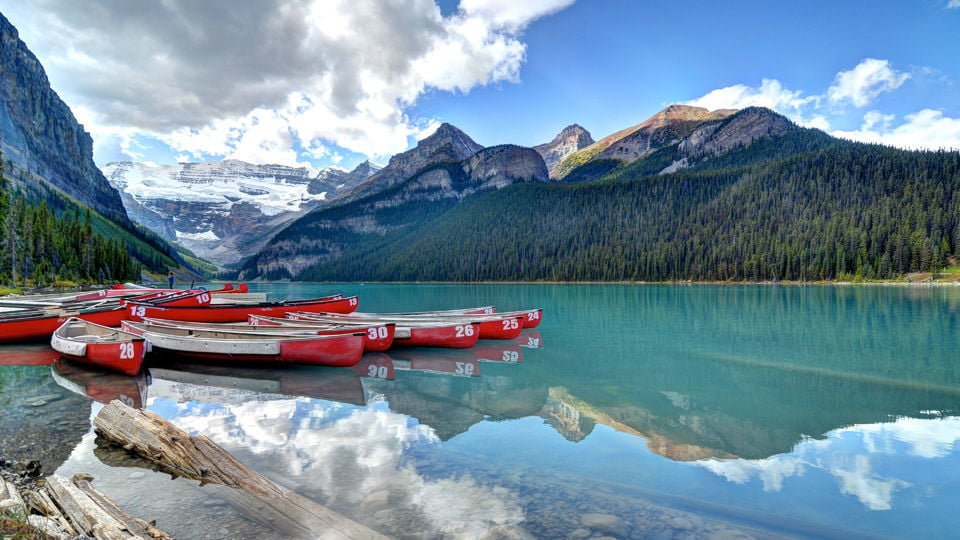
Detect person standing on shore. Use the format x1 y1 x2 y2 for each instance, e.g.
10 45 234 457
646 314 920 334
168 271 175 289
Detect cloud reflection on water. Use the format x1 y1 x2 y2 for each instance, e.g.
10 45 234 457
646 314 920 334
696 416 960 511
146 378 526 535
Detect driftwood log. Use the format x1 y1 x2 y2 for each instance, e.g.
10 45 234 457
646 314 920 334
42 474 172 539
93 399 387 540
1 473 170 540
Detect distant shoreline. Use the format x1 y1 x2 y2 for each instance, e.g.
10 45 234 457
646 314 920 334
4 276 960 298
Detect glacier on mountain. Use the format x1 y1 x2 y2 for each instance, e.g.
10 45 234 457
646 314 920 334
102 159 379 267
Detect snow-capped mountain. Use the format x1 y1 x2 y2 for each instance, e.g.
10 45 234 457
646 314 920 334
101 159 380 267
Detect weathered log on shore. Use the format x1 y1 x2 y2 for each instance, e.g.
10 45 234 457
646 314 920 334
1 472 170 540
43 474 172 539
93 399 387 540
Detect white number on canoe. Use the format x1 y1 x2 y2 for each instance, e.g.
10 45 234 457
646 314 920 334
348 297 358 306
196 292 210 304
455 325 475 337
130 305 146 318
502 318 519 330
456 362 475 375
502 351 520 362
118 342 135 359
367 365 389 379
527 311 540 321
367 326 389 339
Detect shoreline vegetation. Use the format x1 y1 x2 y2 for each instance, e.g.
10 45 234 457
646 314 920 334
3 267 960 299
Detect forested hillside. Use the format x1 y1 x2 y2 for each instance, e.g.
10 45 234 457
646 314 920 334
269 129 960 282
0 160 177 287
1 14 197 287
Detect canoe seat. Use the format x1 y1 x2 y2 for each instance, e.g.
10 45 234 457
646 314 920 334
73 333 119 342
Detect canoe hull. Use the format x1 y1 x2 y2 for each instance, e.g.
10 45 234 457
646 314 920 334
297 311 526 340
0 308 128 344
291 313 480 349
394 322 481 349
127 295 358 323
248 315 395 352
132 325 365 367
492 309 543 329
50 318 147 376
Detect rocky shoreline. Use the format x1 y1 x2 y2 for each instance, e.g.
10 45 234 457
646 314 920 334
1 456 45 492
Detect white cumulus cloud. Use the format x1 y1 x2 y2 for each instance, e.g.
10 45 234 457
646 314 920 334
686 58 960 152
827 58 910 108
685 78 826 129
832 109 960 151
2 0 574 168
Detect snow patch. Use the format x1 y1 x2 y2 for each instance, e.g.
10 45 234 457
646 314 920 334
176 230 221 241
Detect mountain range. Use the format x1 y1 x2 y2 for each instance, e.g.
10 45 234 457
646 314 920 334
3 10 959 285
103 102 795 277
239 104 846 282
102 121 569 268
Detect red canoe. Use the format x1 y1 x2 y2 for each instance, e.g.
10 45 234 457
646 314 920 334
139 315 395 353
301 310 526 340
289 312 481 349
0 288 224 344
497 308 544 329
0 306 129 344
50 317 148 376
126 295 359 323
122 320 365 367
247 314 395 352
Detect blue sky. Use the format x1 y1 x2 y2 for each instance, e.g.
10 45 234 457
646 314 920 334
2 0 959 174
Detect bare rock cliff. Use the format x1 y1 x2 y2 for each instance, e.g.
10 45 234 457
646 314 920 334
679 107 794 157
534 124 594 178
342 123 484 203
464 145 549 189
0 13 130 225
594 105 736 163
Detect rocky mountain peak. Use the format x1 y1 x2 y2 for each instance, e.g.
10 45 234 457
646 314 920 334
415 123 483 160
553 105 742 180
338 123 483 202
534 124 595 178
559 124 593 141
350 159 382 177
673 106 795 162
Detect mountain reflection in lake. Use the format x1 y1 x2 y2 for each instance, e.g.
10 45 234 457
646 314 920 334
3 283 960 538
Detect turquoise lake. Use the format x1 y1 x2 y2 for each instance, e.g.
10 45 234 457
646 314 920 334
2 283 960 538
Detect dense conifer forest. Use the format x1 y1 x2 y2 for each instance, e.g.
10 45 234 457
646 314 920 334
268 131 960 283
0 159 147 286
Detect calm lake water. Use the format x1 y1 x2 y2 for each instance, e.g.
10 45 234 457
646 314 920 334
3 283 960 539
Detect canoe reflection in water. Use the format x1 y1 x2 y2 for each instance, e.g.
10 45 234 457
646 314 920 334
0 343 61 366
52 357 149 409
49 341 533 413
